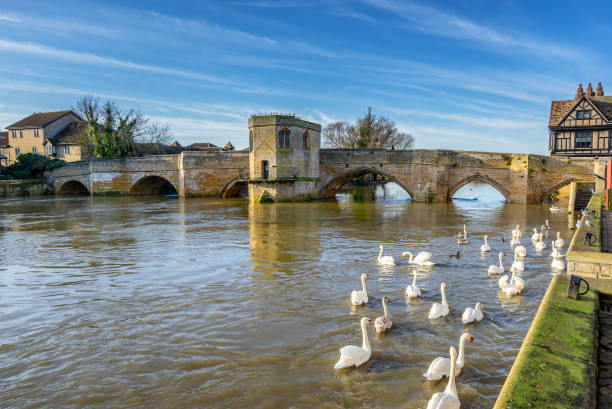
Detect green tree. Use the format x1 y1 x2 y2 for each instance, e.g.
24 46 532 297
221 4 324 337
74 95 171 159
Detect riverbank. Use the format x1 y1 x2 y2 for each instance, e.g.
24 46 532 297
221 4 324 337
0 179 52 197
493 274 598 408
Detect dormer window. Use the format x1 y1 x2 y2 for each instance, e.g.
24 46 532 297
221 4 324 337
576 110 591 119
279 128 290 149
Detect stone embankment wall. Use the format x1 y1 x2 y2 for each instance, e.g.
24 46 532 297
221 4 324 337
0 179 52 197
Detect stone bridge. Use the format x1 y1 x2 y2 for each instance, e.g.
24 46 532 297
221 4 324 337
48 149 597 203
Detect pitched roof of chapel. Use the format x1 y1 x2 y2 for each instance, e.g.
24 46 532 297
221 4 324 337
7 110 82 129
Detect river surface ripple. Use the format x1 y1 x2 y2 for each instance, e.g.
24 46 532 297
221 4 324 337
0 195 570 408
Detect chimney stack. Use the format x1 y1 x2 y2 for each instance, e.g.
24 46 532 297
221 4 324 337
586 83 594 97
575 83 585 99
596 82 604 96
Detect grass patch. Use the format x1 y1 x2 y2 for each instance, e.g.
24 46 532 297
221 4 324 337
494 275 598 408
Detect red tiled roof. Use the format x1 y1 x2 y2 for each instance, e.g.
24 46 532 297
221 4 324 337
549 99 578 127
48 121 86 144
7 110 82 129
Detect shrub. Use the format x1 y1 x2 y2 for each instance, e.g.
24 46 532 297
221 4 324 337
6 153 65 179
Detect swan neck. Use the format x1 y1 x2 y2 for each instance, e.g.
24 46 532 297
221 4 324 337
457 336 467 364
445 351 458 396
499 253 504 269
361 319 370 351
484 236 488 245
361 275 367 295
378 246 383 260
412 273 417 287
382 299 389 317
441 285 447 305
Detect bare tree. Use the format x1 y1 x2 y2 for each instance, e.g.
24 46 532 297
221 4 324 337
322 107 414 149
73 95 172 158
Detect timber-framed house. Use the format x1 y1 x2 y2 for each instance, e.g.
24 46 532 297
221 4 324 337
549 82 612 157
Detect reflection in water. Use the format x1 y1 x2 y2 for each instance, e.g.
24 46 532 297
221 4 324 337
0 195 572 408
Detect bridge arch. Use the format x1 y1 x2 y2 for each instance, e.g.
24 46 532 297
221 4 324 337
130 175 178 196
320 167 413 198
221 178 248 198
57 180 90 195
448 174 511 202
541 177 592 199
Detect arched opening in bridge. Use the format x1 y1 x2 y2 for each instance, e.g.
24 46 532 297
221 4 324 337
57 180 90 195
324 168 412 203
450 177 509 203
222 180 248 199
130 176 178 196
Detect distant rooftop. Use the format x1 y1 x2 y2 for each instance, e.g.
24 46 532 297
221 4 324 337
7 110 82 129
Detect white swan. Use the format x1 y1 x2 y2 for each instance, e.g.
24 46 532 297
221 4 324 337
334 317 372 370
551 252 565 271
402 251 435 266
405 271 421 298
424 333 474 380
514 243 527 259
498 270 512 290
551 247 564 258
461 302 483 324
503 269 525 296
425 347 461 409
351 273 369 305
480 235 491 252
377 245 395 266
511 224 521 238
457 233 469 245
535 234 546 251
428 282 450 319
462 224 468 239
374 296 392 332
488 252 505 276
511 253 524 272
554 232 565 249
531 227 539 243
542 219 551 231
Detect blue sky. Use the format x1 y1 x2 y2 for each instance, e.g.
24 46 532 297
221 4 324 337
0 0 610 153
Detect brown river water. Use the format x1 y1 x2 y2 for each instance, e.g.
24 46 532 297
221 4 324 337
0 184 572 408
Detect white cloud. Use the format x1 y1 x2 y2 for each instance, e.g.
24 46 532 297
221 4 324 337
362 0 581 60
0 39 237 85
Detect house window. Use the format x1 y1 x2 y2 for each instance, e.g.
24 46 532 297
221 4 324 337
576 110 592 119
44 145 55 155
34 129 40 137
303 130 309 150
65 145 71 155
11 130 17 139
576 131 592 148
32 147 37 154
19 130 23 138
15 147 20 156
278 129 290 149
